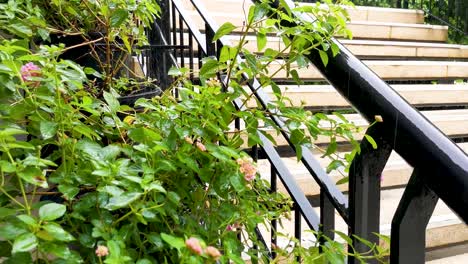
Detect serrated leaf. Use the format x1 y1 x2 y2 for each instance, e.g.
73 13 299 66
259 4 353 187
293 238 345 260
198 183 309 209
103 91 120 113
213 22 236 42
39 203 66 221
12 233 37 253
110 9 128 27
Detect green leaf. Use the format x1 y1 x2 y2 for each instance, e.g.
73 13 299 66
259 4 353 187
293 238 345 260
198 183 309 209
17 167 48 188
40 121 58 140
160 233 185 250
364 134 378 149
257 32 267 52
104 192 142 210
0 207 17 219
17 215 37 227
213 22 237 42
0 240 12 257
336 176 349 185
199 58 219 79
110 9 129 27
39 203 66 221
4 252 32 264
331 43 340 57
58 185 80 200
326 160 344 173
12 233 37 253
42 223 75 242
103 91 120 113
318 50 329 67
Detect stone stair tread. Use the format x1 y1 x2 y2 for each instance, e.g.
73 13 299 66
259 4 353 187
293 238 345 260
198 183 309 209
427 253 468 264
250 84 468 107
182 33 468 59
266 60 468 80
254 109 468 145
183 0 425 24
180 58 468 80
257 142 468 197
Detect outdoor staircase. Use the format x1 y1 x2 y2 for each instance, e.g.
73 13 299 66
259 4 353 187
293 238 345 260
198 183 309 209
172 0 468 262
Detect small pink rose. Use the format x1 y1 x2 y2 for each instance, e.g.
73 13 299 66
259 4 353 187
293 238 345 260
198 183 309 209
20 62 41 87
237 157 257 182
185 237 203 255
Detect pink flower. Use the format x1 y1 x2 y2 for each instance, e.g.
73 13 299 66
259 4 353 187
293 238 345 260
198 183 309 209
185 237 203 255
226 222 240 231
20 62 41 87
196 142 206 152
237 157 257 181
205 246 222 260
95 245 109 257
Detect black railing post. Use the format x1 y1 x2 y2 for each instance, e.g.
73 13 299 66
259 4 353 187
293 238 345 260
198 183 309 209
348 124 392 264
153 0 173 89
320 191 335 245
206 24 216 57
390 169 439 264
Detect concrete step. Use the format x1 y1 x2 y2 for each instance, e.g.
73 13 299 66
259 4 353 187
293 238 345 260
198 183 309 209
183 0 425 24
258 109 468 145
257 142 468 197
223 35 468 59
180 58 468 81
182 10 447 42
266 60 468 81
246 84 468 108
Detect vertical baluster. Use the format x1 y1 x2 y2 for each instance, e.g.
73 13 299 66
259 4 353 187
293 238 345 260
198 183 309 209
171 2 177 59
154 0 171 88
197 44 202 80
206 24 216 57
179 14 184 69
295 208 301 263
189 32 194 82
465 7 468 34
319 191 335 247
348 124 392 264
390 168 439 263
271 167 278 260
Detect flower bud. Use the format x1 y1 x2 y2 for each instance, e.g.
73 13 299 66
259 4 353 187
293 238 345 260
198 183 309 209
205 246 222 260
95 245 109 257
